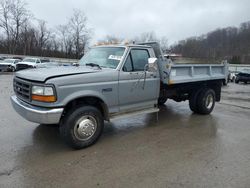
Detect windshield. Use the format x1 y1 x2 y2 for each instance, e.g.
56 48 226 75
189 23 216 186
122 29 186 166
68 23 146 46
22 58 36 63
79 47 125 69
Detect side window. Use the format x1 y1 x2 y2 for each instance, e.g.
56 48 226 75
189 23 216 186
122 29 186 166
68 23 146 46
122 49 149 72
123 54 133 72
131 49 149 71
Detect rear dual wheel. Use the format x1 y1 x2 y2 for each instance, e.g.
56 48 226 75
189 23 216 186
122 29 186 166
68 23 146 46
189 88 215 115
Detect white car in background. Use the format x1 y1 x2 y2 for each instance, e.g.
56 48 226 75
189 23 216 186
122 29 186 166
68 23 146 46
16 57 50 71
228 71 238 82
0 58 21 72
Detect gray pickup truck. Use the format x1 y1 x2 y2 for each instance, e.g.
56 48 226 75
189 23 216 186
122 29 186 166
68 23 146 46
11 42 228 149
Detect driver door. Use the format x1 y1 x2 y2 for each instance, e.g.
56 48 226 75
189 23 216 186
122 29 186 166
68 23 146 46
118 48 160 112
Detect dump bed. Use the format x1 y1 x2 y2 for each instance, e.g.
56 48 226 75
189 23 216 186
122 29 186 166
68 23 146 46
138 42 228 85
158 61 228 85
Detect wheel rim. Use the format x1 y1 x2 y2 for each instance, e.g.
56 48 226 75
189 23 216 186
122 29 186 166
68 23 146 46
206 94 214 109
73 115 97 141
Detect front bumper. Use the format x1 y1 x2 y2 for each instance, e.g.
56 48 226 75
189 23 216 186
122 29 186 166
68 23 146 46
11 95 64 124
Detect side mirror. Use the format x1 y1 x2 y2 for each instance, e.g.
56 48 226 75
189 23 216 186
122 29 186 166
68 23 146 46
147 57 158 72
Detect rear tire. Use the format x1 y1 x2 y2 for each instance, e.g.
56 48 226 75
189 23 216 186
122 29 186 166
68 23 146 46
189 89 202 113
196 88 215 115
60 106 104 149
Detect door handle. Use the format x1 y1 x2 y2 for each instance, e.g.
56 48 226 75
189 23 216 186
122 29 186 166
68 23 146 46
150 73 155 77
129 72 139 75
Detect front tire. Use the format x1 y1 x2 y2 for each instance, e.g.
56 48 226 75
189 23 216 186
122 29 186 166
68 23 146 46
11 66 15 72
60 106 104 149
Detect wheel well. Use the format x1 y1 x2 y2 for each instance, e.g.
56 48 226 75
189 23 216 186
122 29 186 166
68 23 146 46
63 96 109 120
188 82 222 102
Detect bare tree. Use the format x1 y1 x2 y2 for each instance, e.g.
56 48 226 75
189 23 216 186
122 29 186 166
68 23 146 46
57 24 73 57
159 36 168 53
69 9 91 58
11 0 30 53
0 0 31 53
98 35 123 44
19 19 35 55
171 21 250 63
35 20 50 55
0 0 13 53
134 31 158 43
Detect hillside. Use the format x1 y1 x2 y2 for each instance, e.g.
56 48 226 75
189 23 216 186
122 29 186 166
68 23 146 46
171 21 250 64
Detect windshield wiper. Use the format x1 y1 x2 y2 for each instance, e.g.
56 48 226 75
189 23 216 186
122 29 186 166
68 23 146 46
85 63 102 69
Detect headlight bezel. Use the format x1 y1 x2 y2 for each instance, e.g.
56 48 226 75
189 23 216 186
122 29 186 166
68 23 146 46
31 84 57 102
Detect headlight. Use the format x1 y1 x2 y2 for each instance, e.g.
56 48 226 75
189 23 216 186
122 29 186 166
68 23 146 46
31 85 56 102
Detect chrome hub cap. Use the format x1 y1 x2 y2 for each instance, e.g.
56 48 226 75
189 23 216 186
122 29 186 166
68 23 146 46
74 115 97 141
206 94 214 109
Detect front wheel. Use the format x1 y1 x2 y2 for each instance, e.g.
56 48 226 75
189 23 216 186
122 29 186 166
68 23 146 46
60 106 104 149
11 66 15 72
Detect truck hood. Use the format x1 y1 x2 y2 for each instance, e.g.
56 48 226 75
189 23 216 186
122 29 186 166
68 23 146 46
15 66 101 82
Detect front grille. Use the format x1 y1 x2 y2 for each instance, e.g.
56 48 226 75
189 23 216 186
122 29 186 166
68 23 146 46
16 64 33 71
14 78 31 101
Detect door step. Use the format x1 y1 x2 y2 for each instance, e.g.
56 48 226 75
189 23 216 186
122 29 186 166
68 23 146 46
110 108 159 121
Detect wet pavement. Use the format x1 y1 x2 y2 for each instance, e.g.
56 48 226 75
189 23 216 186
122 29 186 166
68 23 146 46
0 74 250 188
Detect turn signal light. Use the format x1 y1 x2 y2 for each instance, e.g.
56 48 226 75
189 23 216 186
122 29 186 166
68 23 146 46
32 95 56 102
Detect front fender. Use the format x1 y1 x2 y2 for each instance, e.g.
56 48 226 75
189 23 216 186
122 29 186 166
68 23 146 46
61 90 109 107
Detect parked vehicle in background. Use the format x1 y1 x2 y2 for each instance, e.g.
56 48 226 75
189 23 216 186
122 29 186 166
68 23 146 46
235 69 250 84
228 71 238 82
11 42 228 149
0 56 5 60
16 57 50 71
0 58 21 72
36 62 72 68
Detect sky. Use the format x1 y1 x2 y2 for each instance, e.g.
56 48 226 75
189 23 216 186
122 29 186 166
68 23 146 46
27 0 250 45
